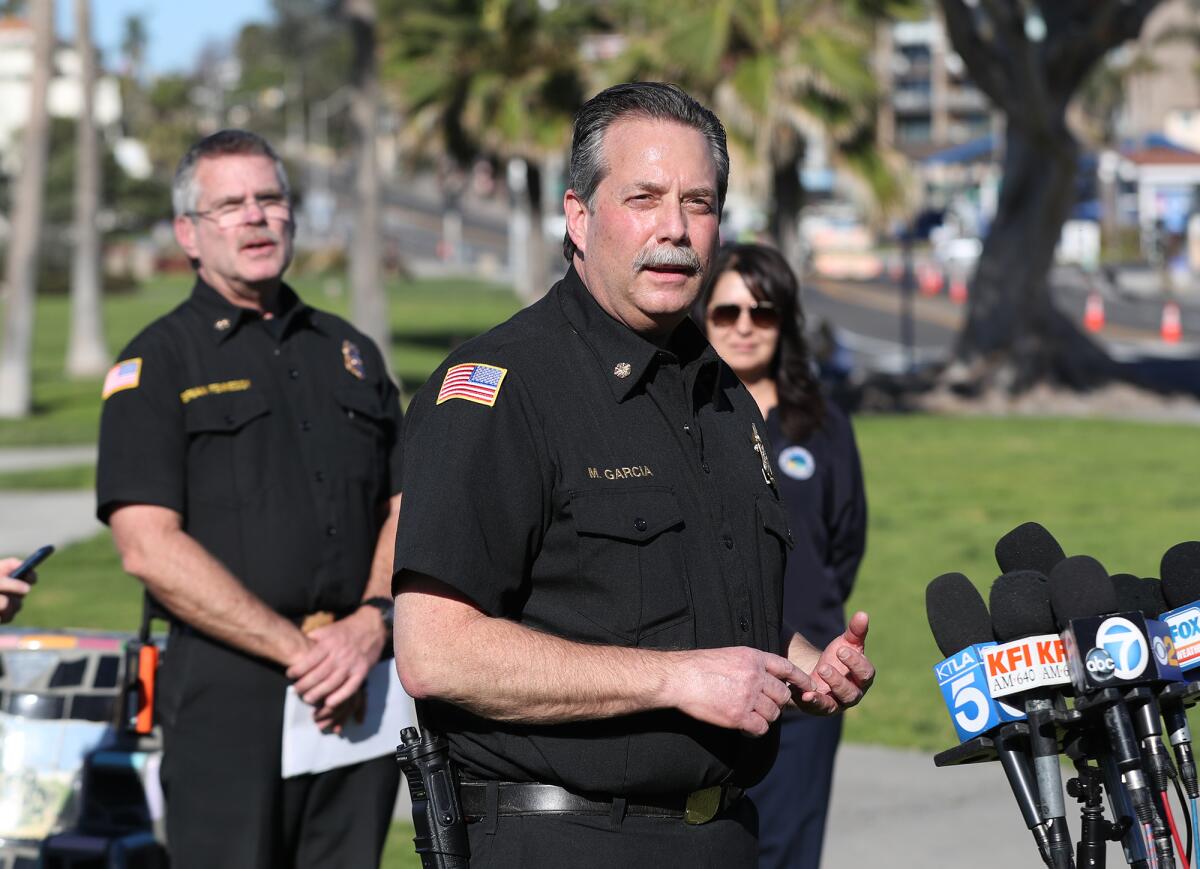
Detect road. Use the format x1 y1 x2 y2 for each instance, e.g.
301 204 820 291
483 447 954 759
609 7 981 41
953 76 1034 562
805 271 1200 393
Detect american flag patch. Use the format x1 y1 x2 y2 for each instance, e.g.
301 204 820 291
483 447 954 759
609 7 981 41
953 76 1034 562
436 362 508 407
102 358 142 400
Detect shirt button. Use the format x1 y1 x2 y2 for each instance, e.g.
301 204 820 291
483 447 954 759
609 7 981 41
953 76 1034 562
346 409 356 420
682 424 691 435
300 420 312 432
722 535 734 550
289 368 300 379
701 462 711 474
223 414 234 425
314 471 325 482
739 617 750 632
326 525 338 537
634 517 647 532
273 348 281 357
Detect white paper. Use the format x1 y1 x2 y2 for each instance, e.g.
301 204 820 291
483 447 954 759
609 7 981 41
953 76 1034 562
281 659 415 778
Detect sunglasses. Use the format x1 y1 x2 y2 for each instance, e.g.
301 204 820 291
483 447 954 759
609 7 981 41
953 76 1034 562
706 301 780 329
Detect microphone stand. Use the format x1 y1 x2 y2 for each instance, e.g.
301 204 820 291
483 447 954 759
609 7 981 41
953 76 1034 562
1067 763 1127 869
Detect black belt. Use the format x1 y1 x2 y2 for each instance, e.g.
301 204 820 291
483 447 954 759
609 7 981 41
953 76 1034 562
458 781 744 826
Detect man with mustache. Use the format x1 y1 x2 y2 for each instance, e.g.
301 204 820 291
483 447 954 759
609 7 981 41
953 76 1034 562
392 83 875 866
96 130 402 868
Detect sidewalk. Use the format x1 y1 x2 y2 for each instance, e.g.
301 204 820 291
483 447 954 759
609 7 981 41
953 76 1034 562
824 744 1129 867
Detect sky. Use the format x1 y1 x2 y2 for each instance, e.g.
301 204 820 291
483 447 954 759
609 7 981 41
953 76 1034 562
55 0 273 76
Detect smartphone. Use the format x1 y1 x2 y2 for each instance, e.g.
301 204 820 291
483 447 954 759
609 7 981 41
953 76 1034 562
10 545 54 582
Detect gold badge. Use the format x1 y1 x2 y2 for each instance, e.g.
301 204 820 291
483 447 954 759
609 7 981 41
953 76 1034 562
342 340 366 380
214 318 231 331
751 423 776 488
613 362 632 379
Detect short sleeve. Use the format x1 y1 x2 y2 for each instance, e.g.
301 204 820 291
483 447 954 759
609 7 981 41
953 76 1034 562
362 332 405 497
392 362 546 615
95 331 187 522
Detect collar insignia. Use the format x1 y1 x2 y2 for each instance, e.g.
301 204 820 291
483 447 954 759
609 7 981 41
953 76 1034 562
214 318 231 331
613 362 632 379
342 340 366 380
751 423 776 488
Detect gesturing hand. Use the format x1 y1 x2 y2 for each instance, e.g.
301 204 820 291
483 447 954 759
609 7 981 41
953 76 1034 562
798 611 875 716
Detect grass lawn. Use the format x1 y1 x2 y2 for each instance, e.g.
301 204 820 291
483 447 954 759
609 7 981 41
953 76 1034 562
0 273 521 446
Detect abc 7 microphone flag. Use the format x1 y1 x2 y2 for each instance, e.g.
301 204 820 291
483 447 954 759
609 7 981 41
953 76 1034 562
927 524 1200 869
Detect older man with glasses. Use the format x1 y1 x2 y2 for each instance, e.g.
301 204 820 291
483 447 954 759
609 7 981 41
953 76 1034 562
96 129 404 868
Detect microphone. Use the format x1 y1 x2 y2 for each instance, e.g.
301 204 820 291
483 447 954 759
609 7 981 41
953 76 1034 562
1156 543 1200 799
988 570 1074 869
927 572 1056 867
996 522 1067 577
1160 541 1200 670
1051 556 1175 867
1110 573 1182 801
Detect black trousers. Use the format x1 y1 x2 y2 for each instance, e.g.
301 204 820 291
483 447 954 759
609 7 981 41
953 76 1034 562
157 631 400 869
746 714 843 869
464 796 759 868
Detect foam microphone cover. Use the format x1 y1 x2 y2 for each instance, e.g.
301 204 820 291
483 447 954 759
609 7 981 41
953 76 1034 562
1049 555 1117 627
995 522 1067 576
1161 541 1200 609
989 570 1055 642
927 572 993 657
1111 573 1168 618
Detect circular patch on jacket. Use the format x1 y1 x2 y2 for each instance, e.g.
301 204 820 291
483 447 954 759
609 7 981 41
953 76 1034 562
778 446 815 480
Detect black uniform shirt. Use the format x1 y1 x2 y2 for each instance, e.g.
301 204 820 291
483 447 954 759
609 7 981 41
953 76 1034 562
764 403 867 651
394 266 792 796
96 279 404 618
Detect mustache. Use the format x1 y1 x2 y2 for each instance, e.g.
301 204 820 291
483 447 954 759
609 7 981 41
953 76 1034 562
239 231 281 248
632 245 702 274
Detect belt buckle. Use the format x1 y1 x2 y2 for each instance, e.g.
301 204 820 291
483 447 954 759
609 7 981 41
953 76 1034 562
684 785 722 825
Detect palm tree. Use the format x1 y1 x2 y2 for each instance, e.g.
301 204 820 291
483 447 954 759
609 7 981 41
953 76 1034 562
0 0 54 418
379 0 599 300
609 0 911 260
66 0 107 378
340 0 390 360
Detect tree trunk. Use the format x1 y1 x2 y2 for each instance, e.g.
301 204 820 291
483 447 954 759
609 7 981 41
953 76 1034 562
506 156 531 299
524 159 547 302
0 0 54 418
768 140 806 274
953 122 1115 393
345 0 390 361
67 0 108 378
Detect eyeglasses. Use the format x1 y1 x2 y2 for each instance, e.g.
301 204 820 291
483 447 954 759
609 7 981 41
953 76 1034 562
706 301 780 329
189 193 291 229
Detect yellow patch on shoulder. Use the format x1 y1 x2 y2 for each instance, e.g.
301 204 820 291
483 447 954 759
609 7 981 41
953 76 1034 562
101 358 142 400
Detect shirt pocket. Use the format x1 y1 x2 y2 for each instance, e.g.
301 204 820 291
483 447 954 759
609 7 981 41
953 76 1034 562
333 380 391 482
183 391 272 505
568 485 693 647
756 493 794 646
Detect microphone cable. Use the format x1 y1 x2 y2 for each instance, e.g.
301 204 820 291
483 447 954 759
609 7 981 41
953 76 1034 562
1185 792 1195 869
1162 789 1186 867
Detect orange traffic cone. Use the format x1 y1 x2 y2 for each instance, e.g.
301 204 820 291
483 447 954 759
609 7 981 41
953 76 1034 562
1083 293 1105 333
1161 302 1183 344
919 264 944 296
949 277 968 304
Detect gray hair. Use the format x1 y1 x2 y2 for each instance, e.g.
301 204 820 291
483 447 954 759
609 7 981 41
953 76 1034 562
563 82 729 262
172 129 290 218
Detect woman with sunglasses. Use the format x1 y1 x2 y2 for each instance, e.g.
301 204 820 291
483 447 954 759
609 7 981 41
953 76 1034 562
697 242 867 869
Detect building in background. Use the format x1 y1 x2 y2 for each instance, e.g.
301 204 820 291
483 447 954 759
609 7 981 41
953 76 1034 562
0 16 123 174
